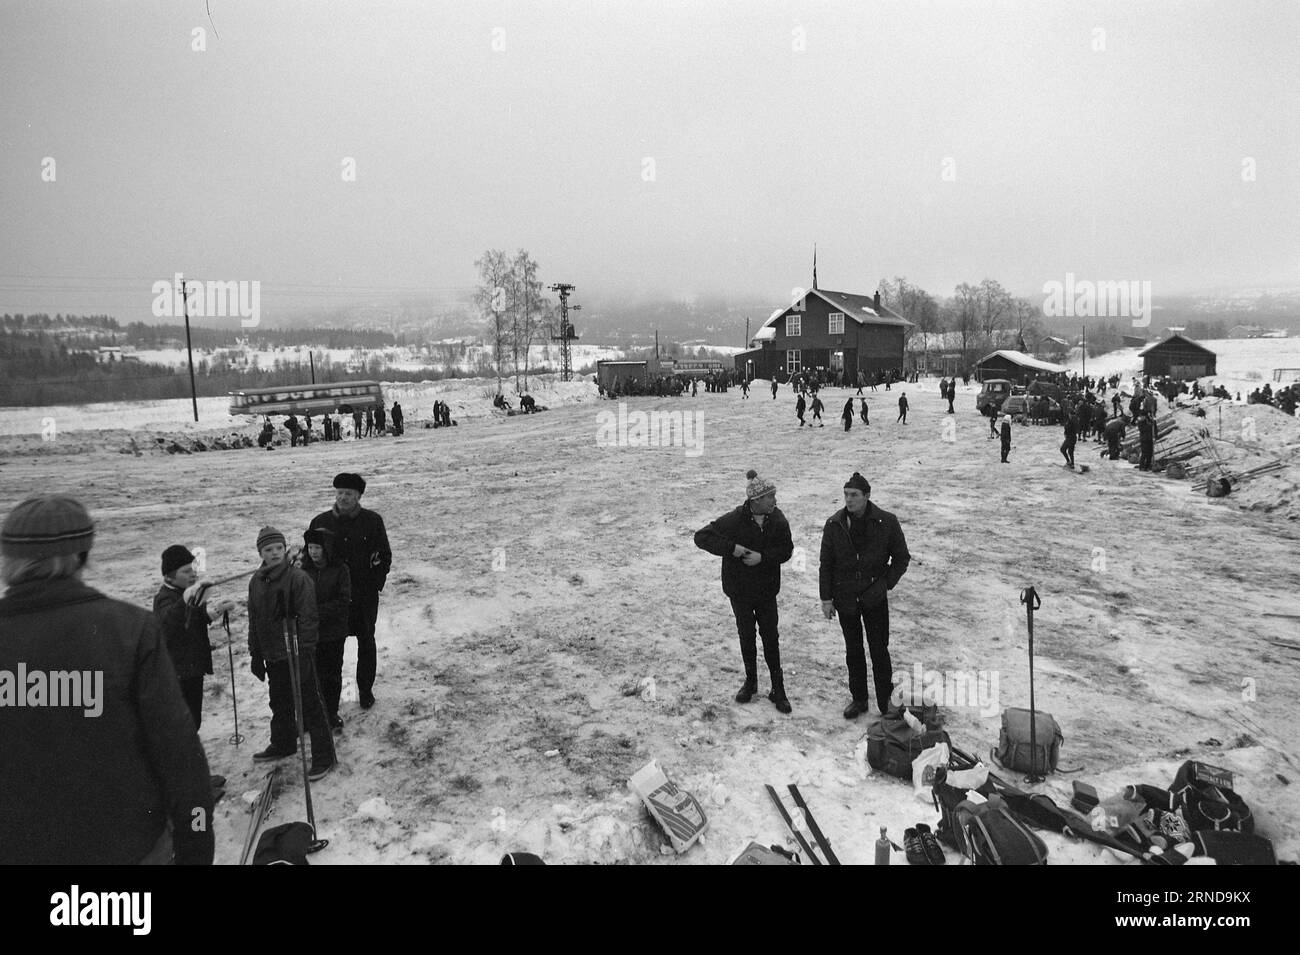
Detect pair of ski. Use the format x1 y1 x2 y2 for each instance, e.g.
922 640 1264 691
765 784 840 865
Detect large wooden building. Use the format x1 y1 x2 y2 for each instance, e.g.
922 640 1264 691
974 350 1069 384
734 285 911 382
1138 333 1217 379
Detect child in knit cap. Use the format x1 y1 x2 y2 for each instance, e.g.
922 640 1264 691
246 526 336 779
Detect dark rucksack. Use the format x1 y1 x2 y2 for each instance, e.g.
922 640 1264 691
253 822 314 865
933 781 1048 865
867 715 949 781
1171 761 1254 835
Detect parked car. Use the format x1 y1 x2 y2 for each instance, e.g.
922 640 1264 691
976 379 1012 415
1002 394 1062 424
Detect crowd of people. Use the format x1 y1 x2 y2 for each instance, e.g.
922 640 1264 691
266 402 407 448
0 473 393 864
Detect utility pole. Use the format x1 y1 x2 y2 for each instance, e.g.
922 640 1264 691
549 283 579 381
745 316 750 349
1081 324 1086 381
309 350 316 384
180 276 199 423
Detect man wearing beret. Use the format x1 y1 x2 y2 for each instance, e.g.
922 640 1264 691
0 496 215 864
819 473 911 719
308 473 392 712
694 469 795 713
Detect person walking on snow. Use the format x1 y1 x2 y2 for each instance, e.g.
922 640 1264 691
859 397 869 426
811 394 825 427
694 470 794 714
796 393 807 427
897 392 909 424
1060 412 1077 468
1000 414 1012 463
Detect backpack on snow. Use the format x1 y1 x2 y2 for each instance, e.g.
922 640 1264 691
932 780 1048 865
867 714 949 781
994 708 1063 775
1171 761 1254 835
253 822 314 865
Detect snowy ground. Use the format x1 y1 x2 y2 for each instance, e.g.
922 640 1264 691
1 374 1297 865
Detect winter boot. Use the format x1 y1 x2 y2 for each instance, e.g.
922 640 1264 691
768 672 791 714
735 678 758 704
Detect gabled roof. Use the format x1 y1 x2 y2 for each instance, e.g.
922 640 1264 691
976 350 1069 373
750 287 912 344
1138 333 1216 357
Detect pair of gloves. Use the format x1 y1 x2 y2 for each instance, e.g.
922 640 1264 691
183 580 239 618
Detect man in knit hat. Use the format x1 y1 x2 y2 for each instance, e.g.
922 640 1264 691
153 544 238 731
308 473 392 710
819 473 911 719
0 496 214 864
693 469 795 713
246 525 336 779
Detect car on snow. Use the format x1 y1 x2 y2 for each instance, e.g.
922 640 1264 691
975 379 1012 415
1001 394 1063 424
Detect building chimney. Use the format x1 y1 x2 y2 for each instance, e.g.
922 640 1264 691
873 290 881 310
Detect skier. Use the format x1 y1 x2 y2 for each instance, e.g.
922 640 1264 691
1 496 215 864
897 392 909 424
811 394 825 427
693 470 794 714
841 397 855 432
308 473 391 710
819 474 910 719
796 393 807 427
246 526 336 779
153 545 237 731
1060 411 1077 468
301 527 351 733
1000 414 1012 463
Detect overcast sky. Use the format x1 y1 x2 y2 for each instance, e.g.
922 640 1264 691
1 0 1297 322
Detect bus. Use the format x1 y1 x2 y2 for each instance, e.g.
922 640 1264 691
228 381 386 417
661 358 724 378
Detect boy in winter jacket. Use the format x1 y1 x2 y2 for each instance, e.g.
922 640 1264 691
247 526 336 779
301 527 351 732
153 544 238 730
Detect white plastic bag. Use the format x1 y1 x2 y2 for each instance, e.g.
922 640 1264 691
912 741 951 802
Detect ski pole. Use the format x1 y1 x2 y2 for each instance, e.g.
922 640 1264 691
281 597 328 853
1021 586 1043 783
223 611 243 745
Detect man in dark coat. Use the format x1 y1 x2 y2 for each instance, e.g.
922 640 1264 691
308 473 392 710
153 544 237 730
302 527 351 732
819 473 911 719
1060 411 1078 468
946 378 956 414
286 414 301 447
897 392 909 423
693 470 795 713
1000 414 1013 463
771 379 779 400
796 393 807 427
246 526 336 778
374 404 387 435
391 402 404 435
0 496 214 864
1137 413 1156 471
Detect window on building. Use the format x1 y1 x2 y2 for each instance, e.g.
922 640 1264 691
787 314 801 337
828 312 844 335
787 349 802 374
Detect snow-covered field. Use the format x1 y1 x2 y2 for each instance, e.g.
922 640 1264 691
1 373 1297 865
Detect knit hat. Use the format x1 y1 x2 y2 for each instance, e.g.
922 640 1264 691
1 495 95 559
745 469 777 500
333 472 366 494
843 472 871 495
256 526 286 552
161 544 196 577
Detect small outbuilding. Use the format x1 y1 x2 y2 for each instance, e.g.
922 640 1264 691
1138 333 1217 379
